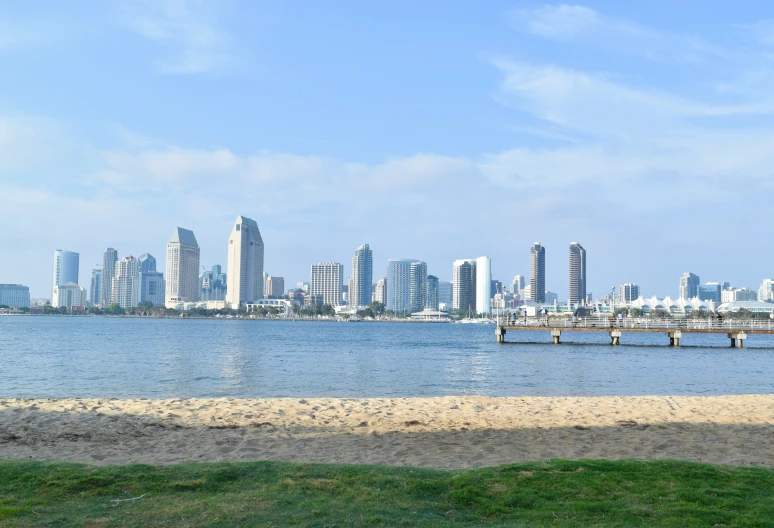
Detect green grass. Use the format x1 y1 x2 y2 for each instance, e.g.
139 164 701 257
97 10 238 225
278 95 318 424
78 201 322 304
1 459 773 527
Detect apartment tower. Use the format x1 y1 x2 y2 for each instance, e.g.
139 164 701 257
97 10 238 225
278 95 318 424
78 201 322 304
348 244 373 309
310 263 343 306
101 248 118 306
568 242 586 305
530 243 546 303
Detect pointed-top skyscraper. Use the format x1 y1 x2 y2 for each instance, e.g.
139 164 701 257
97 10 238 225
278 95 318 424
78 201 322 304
165 227 200 308
226 216 264 306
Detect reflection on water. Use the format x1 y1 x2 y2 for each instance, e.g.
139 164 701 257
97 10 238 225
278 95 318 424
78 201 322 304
1 317 773 398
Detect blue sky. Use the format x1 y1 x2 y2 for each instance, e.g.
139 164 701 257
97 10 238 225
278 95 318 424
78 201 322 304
2 1 774 299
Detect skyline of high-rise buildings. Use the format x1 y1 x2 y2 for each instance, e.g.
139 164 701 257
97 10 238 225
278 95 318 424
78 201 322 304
226 216 265 306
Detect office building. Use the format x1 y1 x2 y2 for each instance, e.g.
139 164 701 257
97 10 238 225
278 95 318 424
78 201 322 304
679 272 700 299
453 259 477 312
226 216 265 306
348 243 373 308
0 284 30 308
310 263 343 306
698 282 722 303
265 276 285 298
438 281 452 305
568 242 586 304
426 275 439 310
759 279 774 302
52 283 87 309
165 228 201 308
52 249 79 289
386 259 426 313
112 256 140 309
101 248 118 306
530 243 546 303
89 269 102 306
201 265 227 302
620 283 640 302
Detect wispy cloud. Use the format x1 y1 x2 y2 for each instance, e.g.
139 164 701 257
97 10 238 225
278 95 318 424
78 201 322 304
118 0 237 75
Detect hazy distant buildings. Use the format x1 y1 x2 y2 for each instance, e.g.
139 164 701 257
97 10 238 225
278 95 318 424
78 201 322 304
545 291 558 305
201 265 227 301
165 228 201 308
426 275 439 310
758 279 774 302
568 242 586 304
723 287 757 303
386 259 426 313
89 269 102 306
0 284 30 308
101 248 118 306
112 256 139 309
511 275 525 296
698 282 722 303
530 243 546 303
438 281 452 305
310 263 343 306
52 283 87 309
680 272 700 299
373 278 387 305
265 276 285 298
52 250 79 289
137 253 165 306
620 283 640 302
349 244 373 309
226 216 265 306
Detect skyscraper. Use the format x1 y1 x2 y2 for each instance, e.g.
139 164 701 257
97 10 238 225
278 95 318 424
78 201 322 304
89 269 102 306
530 243 546 303
453 259 477 312
226 216 265 306
426 275 439 310
386 259 426 313
112 256 139 309
475 256 492 315
53 250 79 289
310 263 343 306
568 242 586 305
759 279 774 302
619 283 640 302
101 248 118 306
679 272 700 299
138 253 165 306
165 228 201 308
698 282 722 303
349 244 373 308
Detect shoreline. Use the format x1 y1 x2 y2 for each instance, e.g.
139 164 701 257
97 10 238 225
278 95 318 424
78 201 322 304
2 395 773 468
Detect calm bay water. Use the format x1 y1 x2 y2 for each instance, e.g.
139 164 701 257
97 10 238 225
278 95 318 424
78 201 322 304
1 316 773 398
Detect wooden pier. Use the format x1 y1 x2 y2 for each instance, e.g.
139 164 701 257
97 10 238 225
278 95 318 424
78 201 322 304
495 316 774 347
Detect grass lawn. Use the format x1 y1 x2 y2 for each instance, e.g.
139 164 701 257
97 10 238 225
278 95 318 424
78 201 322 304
0 458 773 527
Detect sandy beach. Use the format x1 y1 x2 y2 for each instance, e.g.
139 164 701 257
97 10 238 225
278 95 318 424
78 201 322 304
1 395 773 468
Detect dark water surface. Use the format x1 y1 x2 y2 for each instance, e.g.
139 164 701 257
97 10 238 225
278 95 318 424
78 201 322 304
1 317 773 398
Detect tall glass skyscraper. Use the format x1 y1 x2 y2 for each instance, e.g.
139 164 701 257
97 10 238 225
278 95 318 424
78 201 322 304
138 253 165 306
101 248 118 306
568 242 586 305
89 269 102 306
679 272 700 299
386 259 426 314
530 243 546 303
348 243 373 308
53 250 79 288
426 275 439 310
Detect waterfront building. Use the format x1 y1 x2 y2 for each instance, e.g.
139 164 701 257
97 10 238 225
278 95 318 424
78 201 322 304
101 248 118 306
386 259 426 314
265 276 285 298
89 269 102 306
348 243 373 309
530 243 546 303
112 256 140 309
226 216 265 306
620 283 640 302
698 282 722 303
626 296 714 316
52 282 87 309
426 275 439 310
452 259 477 312
679 272 700 299
52 249 79 289
373 278 387 305
438 281 452 305
568 242 586 305
718 300 774 315
758 279 774 302
165 227 201 308
310 263 343 306
200 265 227 302
0 284 30 308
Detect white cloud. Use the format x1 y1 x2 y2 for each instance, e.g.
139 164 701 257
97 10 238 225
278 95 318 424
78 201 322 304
119 0 237 74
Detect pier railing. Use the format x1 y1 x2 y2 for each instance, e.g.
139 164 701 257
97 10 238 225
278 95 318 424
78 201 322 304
496 315 774 332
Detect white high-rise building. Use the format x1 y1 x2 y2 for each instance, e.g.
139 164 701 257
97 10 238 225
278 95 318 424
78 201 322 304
53 250 79 289
165 227 201 308
475 256 492 315
101 248 118 307
758 279 774 302
112 256 140 309
349 244 373 308
373 278 387 305
226 216 265 306
52 283 88 309
310 263 343 306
